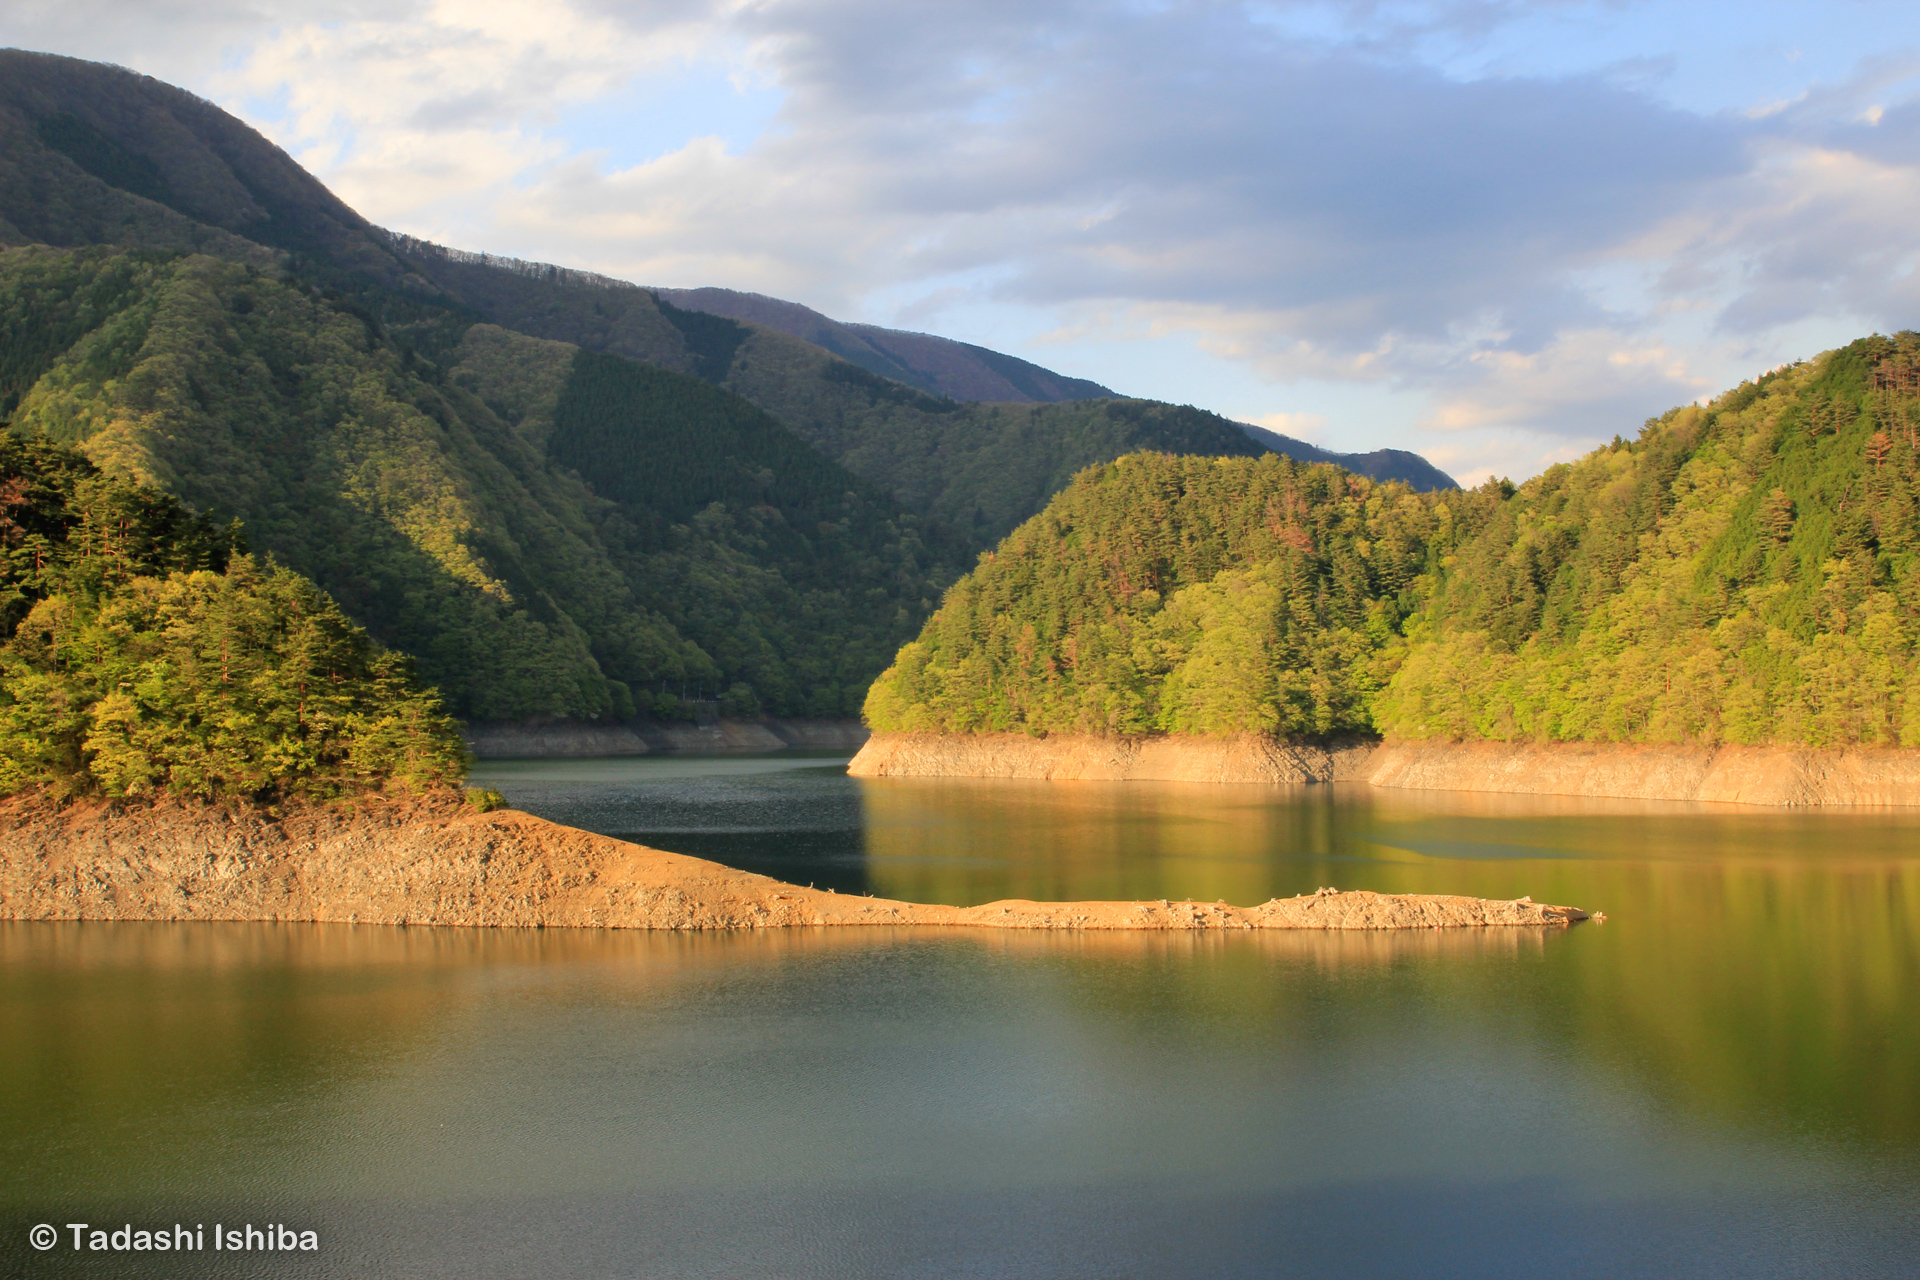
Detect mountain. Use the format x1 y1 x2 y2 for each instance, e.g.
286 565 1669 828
0 47 1455 724
867 335 1920 749
1238 423 1456 492
653 287 1116 403
0 245 951 721
383 237 1455 539
650 288 1456 493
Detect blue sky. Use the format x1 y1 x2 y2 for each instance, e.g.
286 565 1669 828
5 0 1918 482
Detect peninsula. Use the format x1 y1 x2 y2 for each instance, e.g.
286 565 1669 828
0 791 1587 931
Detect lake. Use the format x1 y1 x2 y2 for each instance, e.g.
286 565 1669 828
3 754 1917 1278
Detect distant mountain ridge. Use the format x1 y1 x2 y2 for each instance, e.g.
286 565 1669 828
0 47 1454 497
1239 424 1456 492
653 286 1116 404
0 46 1458 729
654 287 1457 492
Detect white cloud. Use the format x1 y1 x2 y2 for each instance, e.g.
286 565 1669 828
6 0 1920 477
213 0 727 240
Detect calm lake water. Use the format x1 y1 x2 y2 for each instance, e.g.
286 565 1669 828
3 754 1918 1278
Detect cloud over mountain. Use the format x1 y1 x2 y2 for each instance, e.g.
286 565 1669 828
5 0 1919 480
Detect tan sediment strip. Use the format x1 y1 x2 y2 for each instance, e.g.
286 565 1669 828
1363 738 1920 806
0 794 1585 931
847 731 1377 785
850 731 1920 806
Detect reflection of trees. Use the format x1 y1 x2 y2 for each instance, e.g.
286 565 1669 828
855 776 1356 908
5 773 1917 1207
0 923 899 1207
857 777 1920 1153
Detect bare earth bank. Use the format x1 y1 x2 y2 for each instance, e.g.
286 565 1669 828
0 794 1584 931
850 732 1920 807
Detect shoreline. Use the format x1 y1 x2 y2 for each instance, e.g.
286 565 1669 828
461 717 868 759
849 732 1920 807
0 793 1585 932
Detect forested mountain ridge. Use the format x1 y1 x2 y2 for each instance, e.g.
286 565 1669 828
0 46 1452 726
651 286 1116 404
0 48 1453 531
388 235 1456 543
869 335 1920 749
0 246 950 720
864 451 1470 737
1380 334 1920 746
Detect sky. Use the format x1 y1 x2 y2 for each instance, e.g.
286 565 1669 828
4 1 1918 483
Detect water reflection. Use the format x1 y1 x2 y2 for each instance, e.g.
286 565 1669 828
6 758 1908 1277
2 919 1914 1279
468 757 1920 1159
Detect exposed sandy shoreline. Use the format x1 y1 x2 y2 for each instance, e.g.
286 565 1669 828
0 794 1585 931
850 732 1920 806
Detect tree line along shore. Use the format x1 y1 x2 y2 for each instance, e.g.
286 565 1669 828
10 334 1920 814
865 335 1920 759
4 48 1920 902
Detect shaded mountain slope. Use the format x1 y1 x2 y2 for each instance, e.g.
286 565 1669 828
391 237 1451 540
0 246 950 720
0 48 1456 534
0 48 404 283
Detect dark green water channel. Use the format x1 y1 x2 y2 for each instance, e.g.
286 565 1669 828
3 755 1917 1278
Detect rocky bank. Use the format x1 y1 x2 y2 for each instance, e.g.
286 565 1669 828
0 793 1585 931
849 732 1920 806
846 732 1379 785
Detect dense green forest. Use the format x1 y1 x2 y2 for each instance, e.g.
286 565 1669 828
869 335 1920 749
0 437 464 800
864 452 1471 736
0 47 1455 727
0 246 948 720
1379 334 1920 747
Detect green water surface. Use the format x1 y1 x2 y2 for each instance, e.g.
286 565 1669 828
1 759 1915 1277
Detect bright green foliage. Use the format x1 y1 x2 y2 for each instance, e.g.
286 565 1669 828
0 246 952 721
1377 335 1920 747
876 335 1920 750
0 441 464 800
464 786 506 812
865 453 1465 736
0 433 240 636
